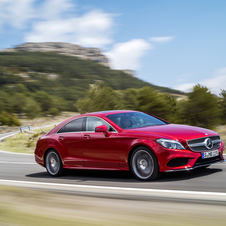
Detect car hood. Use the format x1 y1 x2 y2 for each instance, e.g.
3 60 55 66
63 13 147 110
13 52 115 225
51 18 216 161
126 124 218 141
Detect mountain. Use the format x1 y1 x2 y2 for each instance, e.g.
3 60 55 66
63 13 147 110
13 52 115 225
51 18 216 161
0 48 184 94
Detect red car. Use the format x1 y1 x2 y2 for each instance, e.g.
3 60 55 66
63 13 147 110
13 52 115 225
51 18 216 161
35 110 225 181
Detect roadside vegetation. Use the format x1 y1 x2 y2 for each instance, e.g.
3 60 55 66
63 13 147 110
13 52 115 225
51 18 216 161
76 83 226 130
0 126 54 154
0 92 226 154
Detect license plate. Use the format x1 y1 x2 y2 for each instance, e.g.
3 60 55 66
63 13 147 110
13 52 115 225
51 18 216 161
202 150 219 159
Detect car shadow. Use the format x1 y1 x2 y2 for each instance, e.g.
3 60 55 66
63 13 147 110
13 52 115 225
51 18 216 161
26 169 133 181
26 166 223 183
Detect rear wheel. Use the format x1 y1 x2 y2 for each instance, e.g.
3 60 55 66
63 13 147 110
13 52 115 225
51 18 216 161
45 149 64 176
130 146 160 181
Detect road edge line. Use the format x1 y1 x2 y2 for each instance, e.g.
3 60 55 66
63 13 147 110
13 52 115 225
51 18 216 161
1 179 226 203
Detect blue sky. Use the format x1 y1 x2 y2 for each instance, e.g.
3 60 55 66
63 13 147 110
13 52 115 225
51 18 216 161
0 0 226 94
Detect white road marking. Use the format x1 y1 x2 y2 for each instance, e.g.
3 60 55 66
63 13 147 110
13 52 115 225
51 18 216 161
0 161 36 164
0 179 226 202
0 149 33 155
0 179 223 194
0 133 18 141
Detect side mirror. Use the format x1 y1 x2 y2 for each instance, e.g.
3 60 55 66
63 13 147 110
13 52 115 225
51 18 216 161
95 125 109 137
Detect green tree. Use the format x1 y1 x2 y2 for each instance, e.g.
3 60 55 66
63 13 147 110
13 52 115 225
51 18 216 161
0 111 21 126
15 84 28 94
0 90 13 113
177 85 221 129
12 93 28 114
219 89 226 123
33 91 53 114
48 107 60 116
23 98 42 119
76 83 124 114
122 88 139 110
162 93 180 122
136 87 172 120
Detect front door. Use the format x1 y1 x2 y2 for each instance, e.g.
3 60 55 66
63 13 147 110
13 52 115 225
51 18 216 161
82 117 119 168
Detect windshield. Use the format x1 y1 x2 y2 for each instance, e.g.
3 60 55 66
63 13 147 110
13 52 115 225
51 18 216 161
106 112 166 129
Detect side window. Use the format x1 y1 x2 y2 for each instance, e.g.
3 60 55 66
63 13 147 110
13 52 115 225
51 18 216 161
86 117 115 132
58 118 84 133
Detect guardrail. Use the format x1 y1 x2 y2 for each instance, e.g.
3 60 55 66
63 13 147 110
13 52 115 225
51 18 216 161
19 126 31 133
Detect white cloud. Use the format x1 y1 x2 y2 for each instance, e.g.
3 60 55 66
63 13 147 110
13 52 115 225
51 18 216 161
40 0 75 20
71 10 114 47
25 8 114 48
0 0 114 48
174 68 226 95
174 82 195 93
24 19 76 43
0 0 35 29
149 36 175 43
105 39 152 70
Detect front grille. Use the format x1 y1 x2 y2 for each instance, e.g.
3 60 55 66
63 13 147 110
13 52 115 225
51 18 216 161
194 156 221 166
187 136 221 152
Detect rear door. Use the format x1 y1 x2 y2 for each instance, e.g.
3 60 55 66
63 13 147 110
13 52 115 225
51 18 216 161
56 117 85 167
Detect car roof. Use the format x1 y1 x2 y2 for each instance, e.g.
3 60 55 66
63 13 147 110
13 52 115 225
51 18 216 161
82 110 137 117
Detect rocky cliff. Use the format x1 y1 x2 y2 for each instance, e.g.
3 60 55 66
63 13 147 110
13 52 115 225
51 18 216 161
1 42 109 67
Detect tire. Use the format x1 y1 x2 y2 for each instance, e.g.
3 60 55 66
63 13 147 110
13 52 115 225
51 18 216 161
130 146 160 181
45 149 64 176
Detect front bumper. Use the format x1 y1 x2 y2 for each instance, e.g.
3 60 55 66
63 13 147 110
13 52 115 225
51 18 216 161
156 141 225 172
165 159 226 172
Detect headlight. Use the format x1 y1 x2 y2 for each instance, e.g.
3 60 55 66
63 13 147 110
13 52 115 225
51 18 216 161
156 138 185 150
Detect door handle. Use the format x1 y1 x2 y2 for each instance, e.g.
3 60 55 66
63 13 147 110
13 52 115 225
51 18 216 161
58 136 64 141
83 134 91 139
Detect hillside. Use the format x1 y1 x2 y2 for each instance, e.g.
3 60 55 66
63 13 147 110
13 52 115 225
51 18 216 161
0 51 186 121
0 51 184 94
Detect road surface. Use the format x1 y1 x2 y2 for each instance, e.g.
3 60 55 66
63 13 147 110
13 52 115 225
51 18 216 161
0 129 226 203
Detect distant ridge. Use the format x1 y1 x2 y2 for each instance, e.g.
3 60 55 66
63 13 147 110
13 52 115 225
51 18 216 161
1 42 109 67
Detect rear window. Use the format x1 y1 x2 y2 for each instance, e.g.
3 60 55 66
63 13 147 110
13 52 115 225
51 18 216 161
57 118 85 133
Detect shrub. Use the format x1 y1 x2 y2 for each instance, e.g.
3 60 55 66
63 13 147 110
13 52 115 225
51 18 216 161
0 111 21 126
136 87 172 120
76 83 124 114
48 107 60 116
176 85 221 129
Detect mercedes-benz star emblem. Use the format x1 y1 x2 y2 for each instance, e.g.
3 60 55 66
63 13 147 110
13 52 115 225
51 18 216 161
204 138 213 149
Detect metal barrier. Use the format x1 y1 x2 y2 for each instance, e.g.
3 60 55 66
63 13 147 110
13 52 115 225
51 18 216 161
19 126 31 133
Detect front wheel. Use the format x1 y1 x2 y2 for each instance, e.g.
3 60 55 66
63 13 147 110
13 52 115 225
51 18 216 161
130 146 160 181
45 149 64 176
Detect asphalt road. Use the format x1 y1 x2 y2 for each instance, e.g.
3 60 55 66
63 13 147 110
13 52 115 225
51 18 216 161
0 147 226 193
1 125 226 205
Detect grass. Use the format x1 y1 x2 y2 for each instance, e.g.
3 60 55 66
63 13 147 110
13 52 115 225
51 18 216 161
0 185 226 226
0 126 54 154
